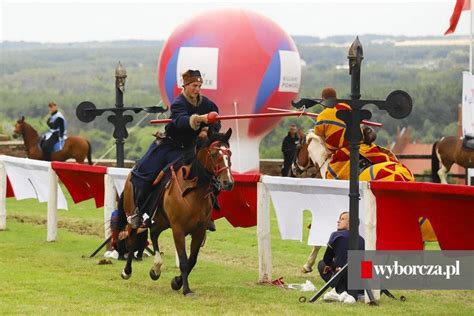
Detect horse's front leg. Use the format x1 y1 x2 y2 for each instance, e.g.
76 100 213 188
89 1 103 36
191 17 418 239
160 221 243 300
121 229 137 280
187 229 206 278
149 228 164 281
170 228 191 295
173 228 206 296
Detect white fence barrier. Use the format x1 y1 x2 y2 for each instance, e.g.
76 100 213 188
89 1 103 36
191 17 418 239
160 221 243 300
0 155 131 242
257 176 377 284
0 162 6 230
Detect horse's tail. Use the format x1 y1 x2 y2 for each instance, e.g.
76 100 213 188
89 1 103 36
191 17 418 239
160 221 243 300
431 141 441 183
86 140 93 165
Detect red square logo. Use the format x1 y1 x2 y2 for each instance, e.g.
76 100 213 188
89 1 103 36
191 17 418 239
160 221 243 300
361 260 373 279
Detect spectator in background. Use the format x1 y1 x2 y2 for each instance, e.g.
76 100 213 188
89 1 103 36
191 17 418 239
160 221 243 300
281 124 299 176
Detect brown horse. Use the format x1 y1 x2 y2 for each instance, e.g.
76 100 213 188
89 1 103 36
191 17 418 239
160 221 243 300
117 128 234 296
431 136 474 183
13 116 92 164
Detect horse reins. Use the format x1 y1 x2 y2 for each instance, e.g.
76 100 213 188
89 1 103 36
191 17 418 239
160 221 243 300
206 141 232 176
169 140 232 212
294 137 331 176
294 139 313 173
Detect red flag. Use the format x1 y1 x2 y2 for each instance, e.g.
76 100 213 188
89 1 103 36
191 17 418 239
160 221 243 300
445 0 471 35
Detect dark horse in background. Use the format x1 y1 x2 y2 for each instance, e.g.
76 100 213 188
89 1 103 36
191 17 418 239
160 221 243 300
13 116 92 164
431 135 474 183
115 128 234 296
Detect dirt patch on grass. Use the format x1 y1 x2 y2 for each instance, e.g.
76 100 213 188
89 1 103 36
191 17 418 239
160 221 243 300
9 214 103 237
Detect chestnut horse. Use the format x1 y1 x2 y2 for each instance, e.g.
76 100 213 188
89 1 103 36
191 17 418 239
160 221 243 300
117 128 234 296
13 116 92 164
431 136 474 184
291 130 331 179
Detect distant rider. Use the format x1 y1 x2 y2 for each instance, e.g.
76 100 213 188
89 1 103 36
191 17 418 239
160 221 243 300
40 101 67 161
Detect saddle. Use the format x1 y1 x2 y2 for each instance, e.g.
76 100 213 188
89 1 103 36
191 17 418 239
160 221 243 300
147 160 204 223
462 134 474 150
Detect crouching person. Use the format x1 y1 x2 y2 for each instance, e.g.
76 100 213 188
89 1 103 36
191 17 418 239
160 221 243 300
115 228 149 261
110 209 149 261
318 211 364 304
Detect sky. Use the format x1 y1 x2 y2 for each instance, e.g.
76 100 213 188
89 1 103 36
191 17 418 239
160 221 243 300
0 0 472 43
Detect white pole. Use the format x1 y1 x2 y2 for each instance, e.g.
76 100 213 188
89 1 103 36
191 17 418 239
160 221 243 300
233 102 242 171
363 183 377 251
363 183 380 303
0 162 7 230
257 182 272 283
47 167 58 242
470 3 473 74
103 174 116 240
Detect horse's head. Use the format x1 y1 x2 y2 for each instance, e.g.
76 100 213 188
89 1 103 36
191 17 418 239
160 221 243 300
292 130 331 178
12 116 25 139
198 128 234 191
292 137 312 176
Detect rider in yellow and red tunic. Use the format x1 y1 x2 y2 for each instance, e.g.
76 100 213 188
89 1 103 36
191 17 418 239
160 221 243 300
314 87 413 182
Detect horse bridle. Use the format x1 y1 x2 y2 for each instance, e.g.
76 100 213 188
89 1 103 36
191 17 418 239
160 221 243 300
207 141 232 176
12 123 23 139
292 139 313 175
292 138 330 177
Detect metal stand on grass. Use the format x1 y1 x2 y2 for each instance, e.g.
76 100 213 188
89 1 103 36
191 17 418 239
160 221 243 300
293 37 413 305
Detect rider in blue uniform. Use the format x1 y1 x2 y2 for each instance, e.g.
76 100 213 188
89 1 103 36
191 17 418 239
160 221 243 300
40 102 67 161
128 69 221 229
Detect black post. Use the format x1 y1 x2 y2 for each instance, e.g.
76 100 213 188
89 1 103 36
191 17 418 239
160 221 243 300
76 62 167 167
347 37 363 251
292 36 413 304
114 62 126 168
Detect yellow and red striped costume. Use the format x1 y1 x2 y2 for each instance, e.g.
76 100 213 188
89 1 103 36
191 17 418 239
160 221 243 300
314 103 414 182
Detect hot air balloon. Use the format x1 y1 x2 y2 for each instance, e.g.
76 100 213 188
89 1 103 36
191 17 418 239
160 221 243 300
158 9 301 173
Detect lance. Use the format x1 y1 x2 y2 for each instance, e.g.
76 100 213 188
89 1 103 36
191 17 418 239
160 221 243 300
267 107 383 127
150 110 383 127
151 111 309 124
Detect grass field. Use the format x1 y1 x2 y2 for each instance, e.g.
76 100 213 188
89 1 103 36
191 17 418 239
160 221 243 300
1 194 473 315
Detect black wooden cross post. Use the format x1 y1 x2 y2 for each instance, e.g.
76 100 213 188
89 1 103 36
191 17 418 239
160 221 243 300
76 62 168 167
292 36 413 304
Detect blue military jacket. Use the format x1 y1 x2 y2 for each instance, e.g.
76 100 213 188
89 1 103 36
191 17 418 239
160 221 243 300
131 93 221 188
164 93 221 148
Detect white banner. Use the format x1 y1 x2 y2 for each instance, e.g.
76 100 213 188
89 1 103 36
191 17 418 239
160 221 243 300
176 47 219 89
0 156 67 210
278 50 301 93
262 176 366 246
462 71 474 136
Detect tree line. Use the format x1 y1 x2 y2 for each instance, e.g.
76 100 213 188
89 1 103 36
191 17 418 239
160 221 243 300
0 36 467 160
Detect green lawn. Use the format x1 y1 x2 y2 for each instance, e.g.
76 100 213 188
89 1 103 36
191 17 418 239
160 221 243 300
1 193 473 315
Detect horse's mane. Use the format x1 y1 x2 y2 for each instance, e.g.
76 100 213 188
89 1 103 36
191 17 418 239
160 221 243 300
306 129 319 143
202 131 230 148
